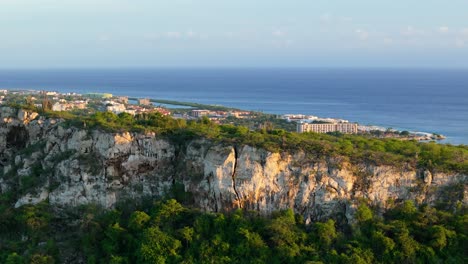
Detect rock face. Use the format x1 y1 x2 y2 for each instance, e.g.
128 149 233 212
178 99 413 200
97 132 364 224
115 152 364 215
0 107 466 222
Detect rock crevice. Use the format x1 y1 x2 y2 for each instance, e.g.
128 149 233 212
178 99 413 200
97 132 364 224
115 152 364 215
232 146 242 209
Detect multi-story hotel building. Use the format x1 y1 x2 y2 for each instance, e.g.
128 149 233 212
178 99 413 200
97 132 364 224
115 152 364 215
297 122 358 134
138 98 151 106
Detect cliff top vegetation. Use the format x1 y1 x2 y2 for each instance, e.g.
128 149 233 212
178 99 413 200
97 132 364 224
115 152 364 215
32 109 466 175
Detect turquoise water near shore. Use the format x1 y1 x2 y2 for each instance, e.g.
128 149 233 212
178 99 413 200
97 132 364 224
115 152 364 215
0 68 467 144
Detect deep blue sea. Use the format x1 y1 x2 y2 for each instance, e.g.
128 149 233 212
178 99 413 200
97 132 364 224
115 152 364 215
0 68 467 145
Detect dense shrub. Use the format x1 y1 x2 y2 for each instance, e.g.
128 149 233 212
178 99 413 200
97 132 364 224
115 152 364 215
1 199 466 263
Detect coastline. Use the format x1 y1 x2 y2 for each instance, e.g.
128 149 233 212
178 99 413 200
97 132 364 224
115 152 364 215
0 90 446 142
128 97 448 142
0 86 460 145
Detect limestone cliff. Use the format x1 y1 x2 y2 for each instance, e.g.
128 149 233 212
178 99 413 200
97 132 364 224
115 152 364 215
0 107 466 222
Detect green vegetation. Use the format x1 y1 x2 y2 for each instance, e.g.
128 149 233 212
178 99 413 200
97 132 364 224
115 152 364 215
129 98 239 112
0 197 466 263
221 114 297 132
39 110 467 174
0 107 467 263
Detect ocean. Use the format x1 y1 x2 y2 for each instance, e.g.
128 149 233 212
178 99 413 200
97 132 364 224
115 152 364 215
0 68 467 145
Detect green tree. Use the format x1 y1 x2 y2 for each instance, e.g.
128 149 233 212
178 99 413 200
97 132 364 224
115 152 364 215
103 223 127 257
5 253 24 264
371 231 395 260
177 226 194 246
29 254 54 264
139 227 182 264
128 211 150 230
356 203 373 223
234 228 269 263
315 219 337 249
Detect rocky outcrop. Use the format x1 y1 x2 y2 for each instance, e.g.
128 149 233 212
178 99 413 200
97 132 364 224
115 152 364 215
0 107 466 222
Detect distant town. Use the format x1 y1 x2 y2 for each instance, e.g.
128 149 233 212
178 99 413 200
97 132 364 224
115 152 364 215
0 89 445 141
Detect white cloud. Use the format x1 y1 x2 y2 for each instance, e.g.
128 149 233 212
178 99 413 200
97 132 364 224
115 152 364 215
166 31 182 39
272 30 285 37
98 35 110 42
186 30 197 38
319 13 332 23
383 37 393 45
162 30 202 40
143 33 161 41
461 28 468 36
437 26 449 33
271 38 294 48
223 32 235 38
401 26 425 36
340 17 353 22
455 38 465 48
401 26 413 36
355 29 369 40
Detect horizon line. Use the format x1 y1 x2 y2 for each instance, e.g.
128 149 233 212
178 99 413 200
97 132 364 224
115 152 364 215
1 65 468 71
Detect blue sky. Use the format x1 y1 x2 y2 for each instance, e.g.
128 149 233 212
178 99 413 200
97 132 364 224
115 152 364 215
1 0 468 68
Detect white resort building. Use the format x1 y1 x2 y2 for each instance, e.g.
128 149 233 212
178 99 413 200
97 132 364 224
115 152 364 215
297 122 358 134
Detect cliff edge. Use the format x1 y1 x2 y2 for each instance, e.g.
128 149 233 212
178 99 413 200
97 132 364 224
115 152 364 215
0 107 466 223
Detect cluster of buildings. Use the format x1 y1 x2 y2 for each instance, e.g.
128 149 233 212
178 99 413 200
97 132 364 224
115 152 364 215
0 90 171 117
45 92 165 116
190 109 250 118
126 105 171 116
100 98 170 116
0 90 254 122
171 109 253 123
188 109 252 122
0 90 7 104
52 100 88 111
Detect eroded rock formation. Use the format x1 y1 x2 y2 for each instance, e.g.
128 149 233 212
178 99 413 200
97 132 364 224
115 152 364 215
0 107 466 223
